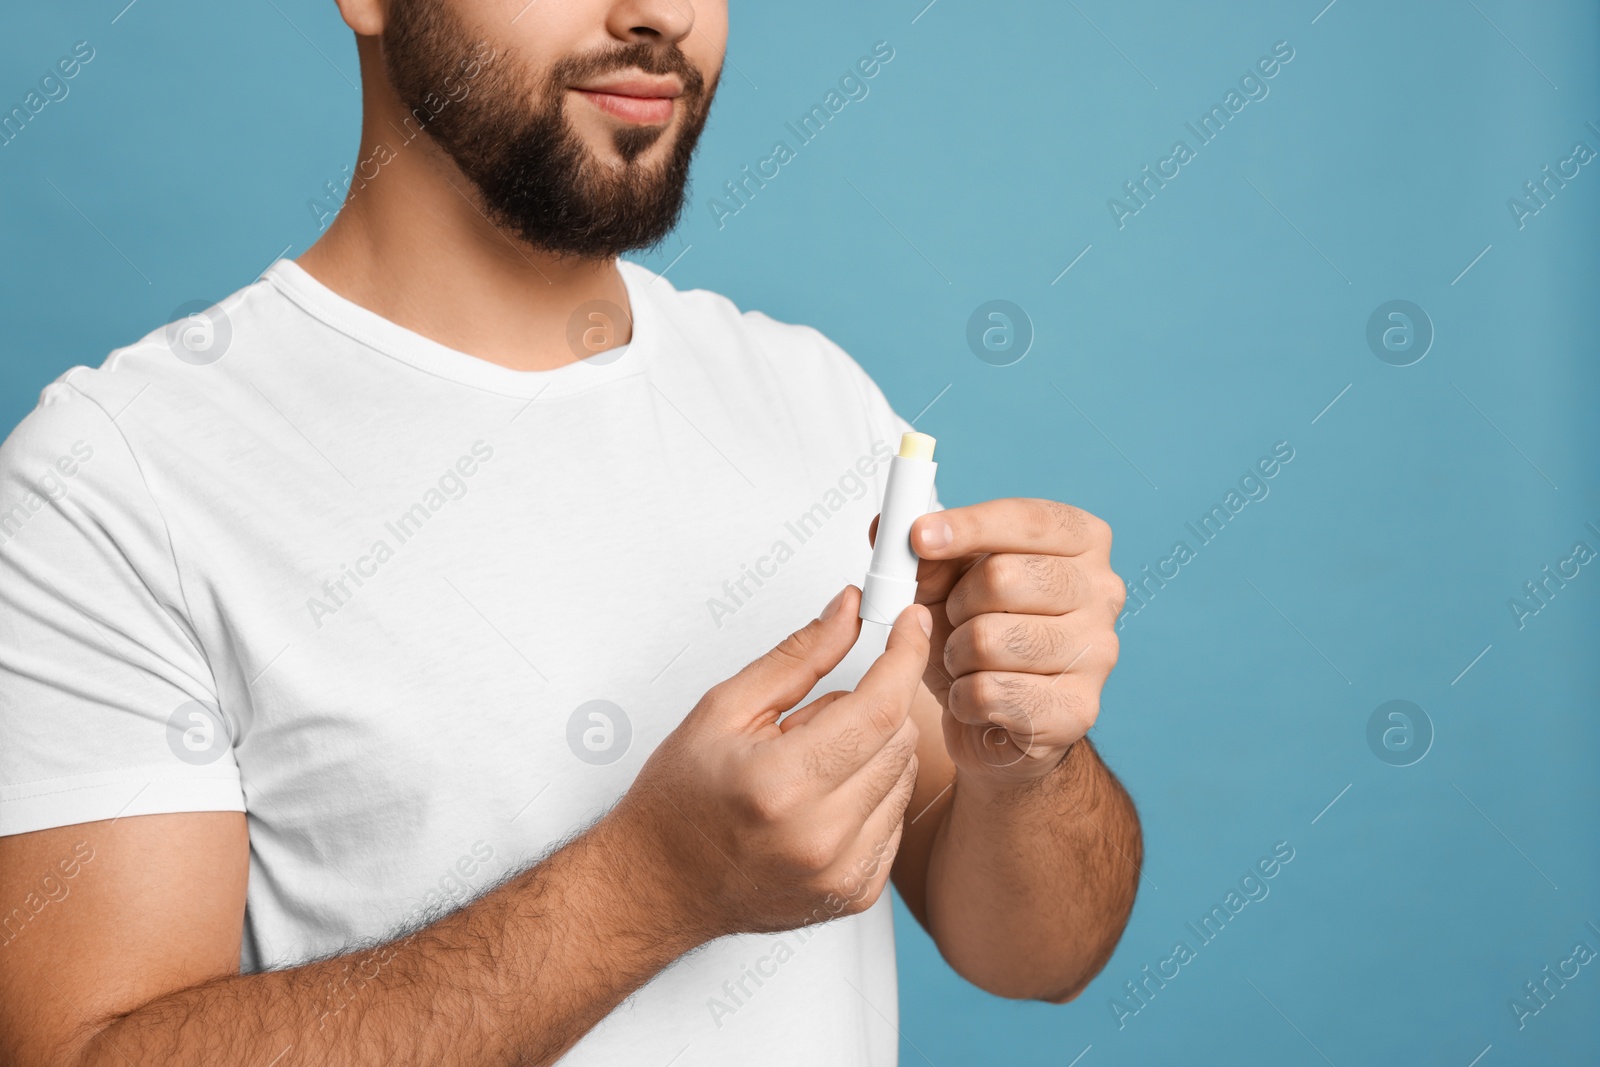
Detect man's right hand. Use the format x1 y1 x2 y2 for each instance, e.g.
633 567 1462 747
612 585 932 941
0 586 931 1067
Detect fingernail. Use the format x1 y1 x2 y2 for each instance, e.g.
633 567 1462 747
820 586 847 621
919 519 953 551
916 605 933 638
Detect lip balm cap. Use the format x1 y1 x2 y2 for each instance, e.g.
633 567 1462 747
899 432 936 462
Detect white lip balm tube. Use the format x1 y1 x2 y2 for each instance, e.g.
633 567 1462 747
860 431 938 628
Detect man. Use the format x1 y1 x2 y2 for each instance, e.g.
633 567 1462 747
0 1 1139 1064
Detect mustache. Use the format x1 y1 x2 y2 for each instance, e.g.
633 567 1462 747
553 41 707 99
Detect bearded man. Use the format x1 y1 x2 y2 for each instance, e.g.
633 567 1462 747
0 3 1140 1064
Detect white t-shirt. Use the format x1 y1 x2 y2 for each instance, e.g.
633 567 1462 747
0 258 938 1065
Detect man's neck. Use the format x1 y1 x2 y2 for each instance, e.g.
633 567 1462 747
296 86 631 374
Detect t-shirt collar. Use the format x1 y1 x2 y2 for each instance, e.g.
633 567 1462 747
263 256 657 400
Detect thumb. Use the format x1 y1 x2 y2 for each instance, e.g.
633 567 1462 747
710 584 863 728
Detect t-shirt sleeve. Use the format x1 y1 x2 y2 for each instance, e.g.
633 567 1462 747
0 378 245 837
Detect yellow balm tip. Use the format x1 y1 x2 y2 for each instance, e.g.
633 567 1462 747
898 431 936 462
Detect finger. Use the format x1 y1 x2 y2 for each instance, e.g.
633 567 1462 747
776 602 931 781
943 612 1110 678
710 584 863 729
943 715 1068 779
944 551 1098 627
841 749 920 893
779 689 846 733
825 711 919 826
945 669 1099 745
870 507 980 611
911 499 1111 562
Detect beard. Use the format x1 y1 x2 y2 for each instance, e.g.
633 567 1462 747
382 1 715 259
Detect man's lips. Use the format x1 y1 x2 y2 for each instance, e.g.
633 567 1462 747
571 76 683 125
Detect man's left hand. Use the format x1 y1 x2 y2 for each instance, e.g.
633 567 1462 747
878 498 1126 786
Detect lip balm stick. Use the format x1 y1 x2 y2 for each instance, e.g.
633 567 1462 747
792 431 939 710
859 431 938 640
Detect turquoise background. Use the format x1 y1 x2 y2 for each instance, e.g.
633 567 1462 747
3 1 1597 1063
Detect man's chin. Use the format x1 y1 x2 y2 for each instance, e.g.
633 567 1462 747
566 114 675 168
613 126 673 166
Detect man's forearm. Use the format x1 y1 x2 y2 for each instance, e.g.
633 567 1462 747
74 811 702 1067
923 739 1141 1001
